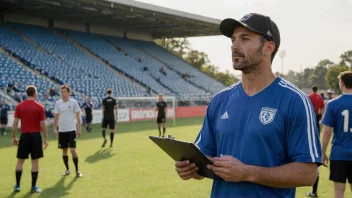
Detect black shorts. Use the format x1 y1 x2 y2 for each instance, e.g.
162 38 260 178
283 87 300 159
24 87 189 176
0 116 8 125
102 119 115 130
157 116 166 124
58 131 77 149
329 160 352 183
86 114 92 124
17 132 43 160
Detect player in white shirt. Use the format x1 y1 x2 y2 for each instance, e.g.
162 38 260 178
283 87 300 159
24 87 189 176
53 85 83 177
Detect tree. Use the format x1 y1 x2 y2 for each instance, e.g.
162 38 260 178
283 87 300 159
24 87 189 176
339 50 352 70
154 38 190 58
325 65 349 94
184 50 209 69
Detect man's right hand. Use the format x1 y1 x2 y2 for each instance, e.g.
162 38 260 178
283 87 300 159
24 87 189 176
175 160 203 180
53 130 58 138
12 138 19 147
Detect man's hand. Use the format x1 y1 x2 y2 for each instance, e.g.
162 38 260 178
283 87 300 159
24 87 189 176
43 138 48 149
76 130 81 138
323 153 329 166
12 138 18 147
208 155 249 182
175 160 203 180
53 129 58 138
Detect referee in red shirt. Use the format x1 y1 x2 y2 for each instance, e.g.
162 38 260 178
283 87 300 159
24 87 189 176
12 86 48 193
306 85 325 197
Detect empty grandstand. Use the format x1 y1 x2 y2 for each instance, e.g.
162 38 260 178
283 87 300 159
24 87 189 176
0 0 226 108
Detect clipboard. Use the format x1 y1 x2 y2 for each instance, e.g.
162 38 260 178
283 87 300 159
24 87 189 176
149 136 216 179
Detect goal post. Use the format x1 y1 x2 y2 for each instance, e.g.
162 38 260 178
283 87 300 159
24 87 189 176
116 96 177 126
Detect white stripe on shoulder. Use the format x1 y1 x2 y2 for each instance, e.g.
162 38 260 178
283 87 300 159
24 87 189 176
194 134 202 147
280 79 319 158
213 81 241 98
278 80 317 162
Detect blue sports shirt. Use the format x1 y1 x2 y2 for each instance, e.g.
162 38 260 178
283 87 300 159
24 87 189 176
0 104 10 117
195 77 322 198
322 94 352 161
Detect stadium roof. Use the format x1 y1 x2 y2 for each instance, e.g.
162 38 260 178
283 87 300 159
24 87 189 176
0 0 223 38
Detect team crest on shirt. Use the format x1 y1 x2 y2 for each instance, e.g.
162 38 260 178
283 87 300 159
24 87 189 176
259 107 277 125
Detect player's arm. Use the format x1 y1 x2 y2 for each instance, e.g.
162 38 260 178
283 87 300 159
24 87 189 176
39 106 48 143
53 102 60 137
11 117 20 146
175 100 216 181
75 101 81 137
320 101 334 165
114 103 118 122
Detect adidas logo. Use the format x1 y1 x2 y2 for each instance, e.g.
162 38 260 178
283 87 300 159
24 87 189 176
220 111 229 119
267 30 272 37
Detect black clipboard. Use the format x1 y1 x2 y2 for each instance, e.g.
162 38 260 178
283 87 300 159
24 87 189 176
149 136 216 179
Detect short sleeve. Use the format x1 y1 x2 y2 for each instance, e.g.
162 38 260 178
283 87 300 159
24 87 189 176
194 101 216 157
39 105 46 121
53 102 59 114
322 102 333 127
14 105 20 118
286 95 322 165
74 101 81 113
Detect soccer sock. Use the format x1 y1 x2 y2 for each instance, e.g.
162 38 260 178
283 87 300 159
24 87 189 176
163 128 166 135
110 133 114 144
1 127 4 134
31 172 38 187
312 176 319 193
72 157 78 172
158 127 161 137
102 129 106 140
15 170 22 186
63 156 69 170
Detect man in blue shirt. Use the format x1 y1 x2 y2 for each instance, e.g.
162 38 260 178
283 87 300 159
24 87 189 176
321 71 352 197
174 13 322 198
1 100 10 135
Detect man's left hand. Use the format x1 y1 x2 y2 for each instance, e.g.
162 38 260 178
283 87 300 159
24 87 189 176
77 130 81 138
208 155 249 182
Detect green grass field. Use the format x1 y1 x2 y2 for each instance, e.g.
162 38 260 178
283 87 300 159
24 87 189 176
0 117 347 198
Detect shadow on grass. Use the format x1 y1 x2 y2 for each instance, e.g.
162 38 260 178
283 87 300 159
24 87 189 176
7 176 77 198
0 117 205 149
85 148 115 164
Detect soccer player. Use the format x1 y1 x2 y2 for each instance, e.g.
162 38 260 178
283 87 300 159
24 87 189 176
155 93 167 137
1 100 10 135
53 85 83 177
321 71 352 198
306 85 325 197
81 98 94 132
12 86 48 193
174 13 322 198
101 88 117 148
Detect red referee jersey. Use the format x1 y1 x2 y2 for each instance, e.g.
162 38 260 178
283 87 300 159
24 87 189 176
308 93 325 115
14 100 46 133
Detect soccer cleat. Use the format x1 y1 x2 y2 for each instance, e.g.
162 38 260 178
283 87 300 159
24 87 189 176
306 192 318 197
31 186 41 193
13 185 20 192
62 170 70 176
76 171 83 177
102 139 107 148
3 132 6 135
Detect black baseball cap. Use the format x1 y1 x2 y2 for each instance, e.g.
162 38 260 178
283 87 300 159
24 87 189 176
219 13 280 58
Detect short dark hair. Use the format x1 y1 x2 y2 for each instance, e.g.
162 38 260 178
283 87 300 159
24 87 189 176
259 35 276 62
60 85 70 93
338 71 352 89
26 85 37 96
312 85 318 92
107 88 112 95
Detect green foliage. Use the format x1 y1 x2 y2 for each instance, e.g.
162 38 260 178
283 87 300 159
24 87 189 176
325 65 349 94
154 38 239 86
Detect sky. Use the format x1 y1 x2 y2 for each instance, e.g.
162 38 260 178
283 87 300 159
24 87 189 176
135 0 352 76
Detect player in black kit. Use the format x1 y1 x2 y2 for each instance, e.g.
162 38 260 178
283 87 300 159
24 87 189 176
81 98 94 132
101 89 117 148
155 93 167 137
